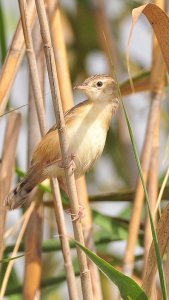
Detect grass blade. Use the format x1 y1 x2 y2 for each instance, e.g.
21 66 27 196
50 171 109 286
75 241 148 300
115 74 168 299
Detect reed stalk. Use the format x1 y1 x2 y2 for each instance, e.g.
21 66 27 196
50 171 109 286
18 0 79 299
142 201 169 297
0 0 37 115
90 0 119 73
122 85 164 276
34 0 93 299
143 40 165 277
23 19 45 299
143 2 167 297
0 202 35 299
166 243 169 296
48 1 102 298
23 191 43 299
18 0 46 136
0 112 21 260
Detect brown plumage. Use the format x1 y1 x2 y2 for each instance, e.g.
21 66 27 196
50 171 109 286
5 75 119 209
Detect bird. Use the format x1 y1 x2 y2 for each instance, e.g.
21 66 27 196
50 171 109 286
5 74 119 209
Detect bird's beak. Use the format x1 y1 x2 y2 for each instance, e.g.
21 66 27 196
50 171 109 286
73 84 86 90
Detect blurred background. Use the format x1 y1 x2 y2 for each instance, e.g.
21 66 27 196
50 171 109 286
0 0 169 299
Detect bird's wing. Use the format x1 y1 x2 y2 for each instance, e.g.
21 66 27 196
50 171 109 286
47 99 89 133
31 100 90 167
31 128 61 166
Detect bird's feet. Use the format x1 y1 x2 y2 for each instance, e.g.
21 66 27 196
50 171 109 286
65 205 85 221
58 154 76 174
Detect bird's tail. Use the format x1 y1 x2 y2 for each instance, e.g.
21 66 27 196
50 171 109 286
5 166 42 210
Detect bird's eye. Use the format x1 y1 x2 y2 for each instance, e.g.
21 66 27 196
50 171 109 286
96 81 103 87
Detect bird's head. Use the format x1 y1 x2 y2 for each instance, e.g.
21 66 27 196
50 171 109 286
74 75 118 102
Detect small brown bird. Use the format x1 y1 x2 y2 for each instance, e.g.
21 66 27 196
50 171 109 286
6 75 119 209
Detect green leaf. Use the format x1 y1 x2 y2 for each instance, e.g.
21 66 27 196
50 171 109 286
113 79 168 299
75 241 148 300
0 1 7 63
105 42 168 298
92 209 129 240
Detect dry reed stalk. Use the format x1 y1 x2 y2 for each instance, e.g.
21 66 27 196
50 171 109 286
165 242 169 296
47 0 74 111
143 52 165 278
18 0 46 136
91 0 139 188
0 202 35 299
90 2 133 298
47 0 90 226
142 202 169 297
123 77 164 276
23 20 44 299
4 211 28 240
48 1 102 298
0 112 21 260
154 167 169 214
18 1 79 299
143 2 166 292
23 191 43 299
123 1 167 273
143 97 161 300
50 179 79 300
0 0 37 116
90 0 119 73
143 1 167 296
34 1 93 299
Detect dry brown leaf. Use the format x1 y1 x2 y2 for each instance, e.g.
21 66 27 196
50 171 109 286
127 3 169 89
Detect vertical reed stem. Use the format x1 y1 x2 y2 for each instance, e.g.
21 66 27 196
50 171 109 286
49 1 101 298
23 19 44 299
18 0 79 299
143 3 166 297
0 202 35 299
34 1 93 299
0 113 21 260
0 0 37 115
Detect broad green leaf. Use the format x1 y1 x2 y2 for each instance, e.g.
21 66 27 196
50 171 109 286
75 241 148 300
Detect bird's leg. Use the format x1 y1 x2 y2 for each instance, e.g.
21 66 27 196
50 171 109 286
58 154 76 174
65 205 85 221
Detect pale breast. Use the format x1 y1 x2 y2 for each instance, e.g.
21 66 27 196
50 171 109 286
67 103 112 178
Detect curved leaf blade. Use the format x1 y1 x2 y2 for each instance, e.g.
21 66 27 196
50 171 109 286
75 241 148 300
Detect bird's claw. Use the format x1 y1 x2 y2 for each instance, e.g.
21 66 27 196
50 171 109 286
65 205 85 221
58 154 76 173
